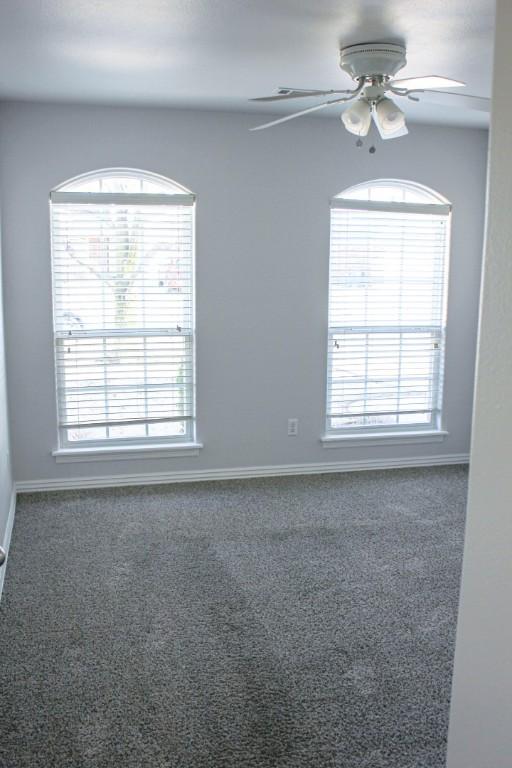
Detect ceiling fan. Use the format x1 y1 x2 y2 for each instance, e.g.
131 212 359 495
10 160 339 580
250 43 489 140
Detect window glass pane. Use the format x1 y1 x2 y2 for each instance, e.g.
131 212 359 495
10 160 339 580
141 179 180 193
339 181 444 204
64 178 101 193
99 176 142 193
148 421 187 438
60 170 186 195
67 426 107 442
109 424 146 439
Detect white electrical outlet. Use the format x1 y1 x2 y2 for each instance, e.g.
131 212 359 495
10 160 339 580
287 418 299 436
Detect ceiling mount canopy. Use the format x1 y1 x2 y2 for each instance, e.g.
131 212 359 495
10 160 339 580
338 42 407 80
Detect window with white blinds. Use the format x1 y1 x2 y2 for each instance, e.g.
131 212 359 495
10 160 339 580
50 169 195 447
326 180 450 435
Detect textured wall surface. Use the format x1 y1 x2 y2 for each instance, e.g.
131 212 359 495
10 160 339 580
0 102 487 484
447 2 512 766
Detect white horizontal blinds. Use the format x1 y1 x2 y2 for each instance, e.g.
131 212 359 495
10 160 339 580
51 191 194 443
327 199 449 432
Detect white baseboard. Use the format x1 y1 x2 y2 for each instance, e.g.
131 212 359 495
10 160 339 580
0 487 17 602
15 453 469 493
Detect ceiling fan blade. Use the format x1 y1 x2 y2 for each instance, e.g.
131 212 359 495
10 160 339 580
371 111 408 140
391 75 466 90
250 95 356 131
413 90 490 112
250 88 350 102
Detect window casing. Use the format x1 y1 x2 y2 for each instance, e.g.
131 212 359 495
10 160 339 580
326 179 450 436
50 169 196 449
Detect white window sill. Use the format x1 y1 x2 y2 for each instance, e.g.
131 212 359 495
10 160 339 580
321 430 448 448
52 442 203 463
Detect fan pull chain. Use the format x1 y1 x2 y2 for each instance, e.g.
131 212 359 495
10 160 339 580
355 138 376 153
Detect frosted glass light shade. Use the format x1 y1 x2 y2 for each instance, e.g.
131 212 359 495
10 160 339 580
341 99 372 136
375 98 406 134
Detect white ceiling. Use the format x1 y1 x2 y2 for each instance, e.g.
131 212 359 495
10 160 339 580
0 0 495 127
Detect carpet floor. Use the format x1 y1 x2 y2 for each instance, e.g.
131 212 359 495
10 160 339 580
0 466 467 768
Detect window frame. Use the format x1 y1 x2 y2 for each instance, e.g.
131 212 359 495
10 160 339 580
324 179 451 442
50 168 199 456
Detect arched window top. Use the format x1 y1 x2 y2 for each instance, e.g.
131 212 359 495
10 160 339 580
336 179 449 206
54 168 192 196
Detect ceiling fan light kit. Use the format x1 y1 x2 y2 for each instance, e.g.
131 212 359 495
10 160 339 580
250 40 486 141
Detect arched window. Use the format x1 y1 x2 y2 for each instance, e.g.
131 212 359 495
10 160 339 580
325 179 451 437
51 168 196 449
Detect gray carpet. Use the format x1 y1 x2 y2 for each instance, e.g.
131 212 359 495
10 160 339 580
0 466 467 768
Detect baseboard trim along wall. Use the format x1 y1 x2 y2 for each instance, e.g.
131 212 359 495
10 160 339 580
0 489 17 602
15 453 470 493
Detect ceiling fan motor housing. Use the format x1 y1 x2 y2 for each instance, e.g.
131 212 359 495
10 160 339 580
339 43 407 80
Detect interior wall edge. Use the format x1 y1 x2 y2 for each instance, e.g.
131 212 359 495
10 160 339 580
0 488 16 602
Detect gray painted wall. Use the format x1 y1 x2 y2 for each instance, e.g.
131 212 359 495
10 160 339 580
447 1 512 764
0 217 13 542
0 102 487 484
